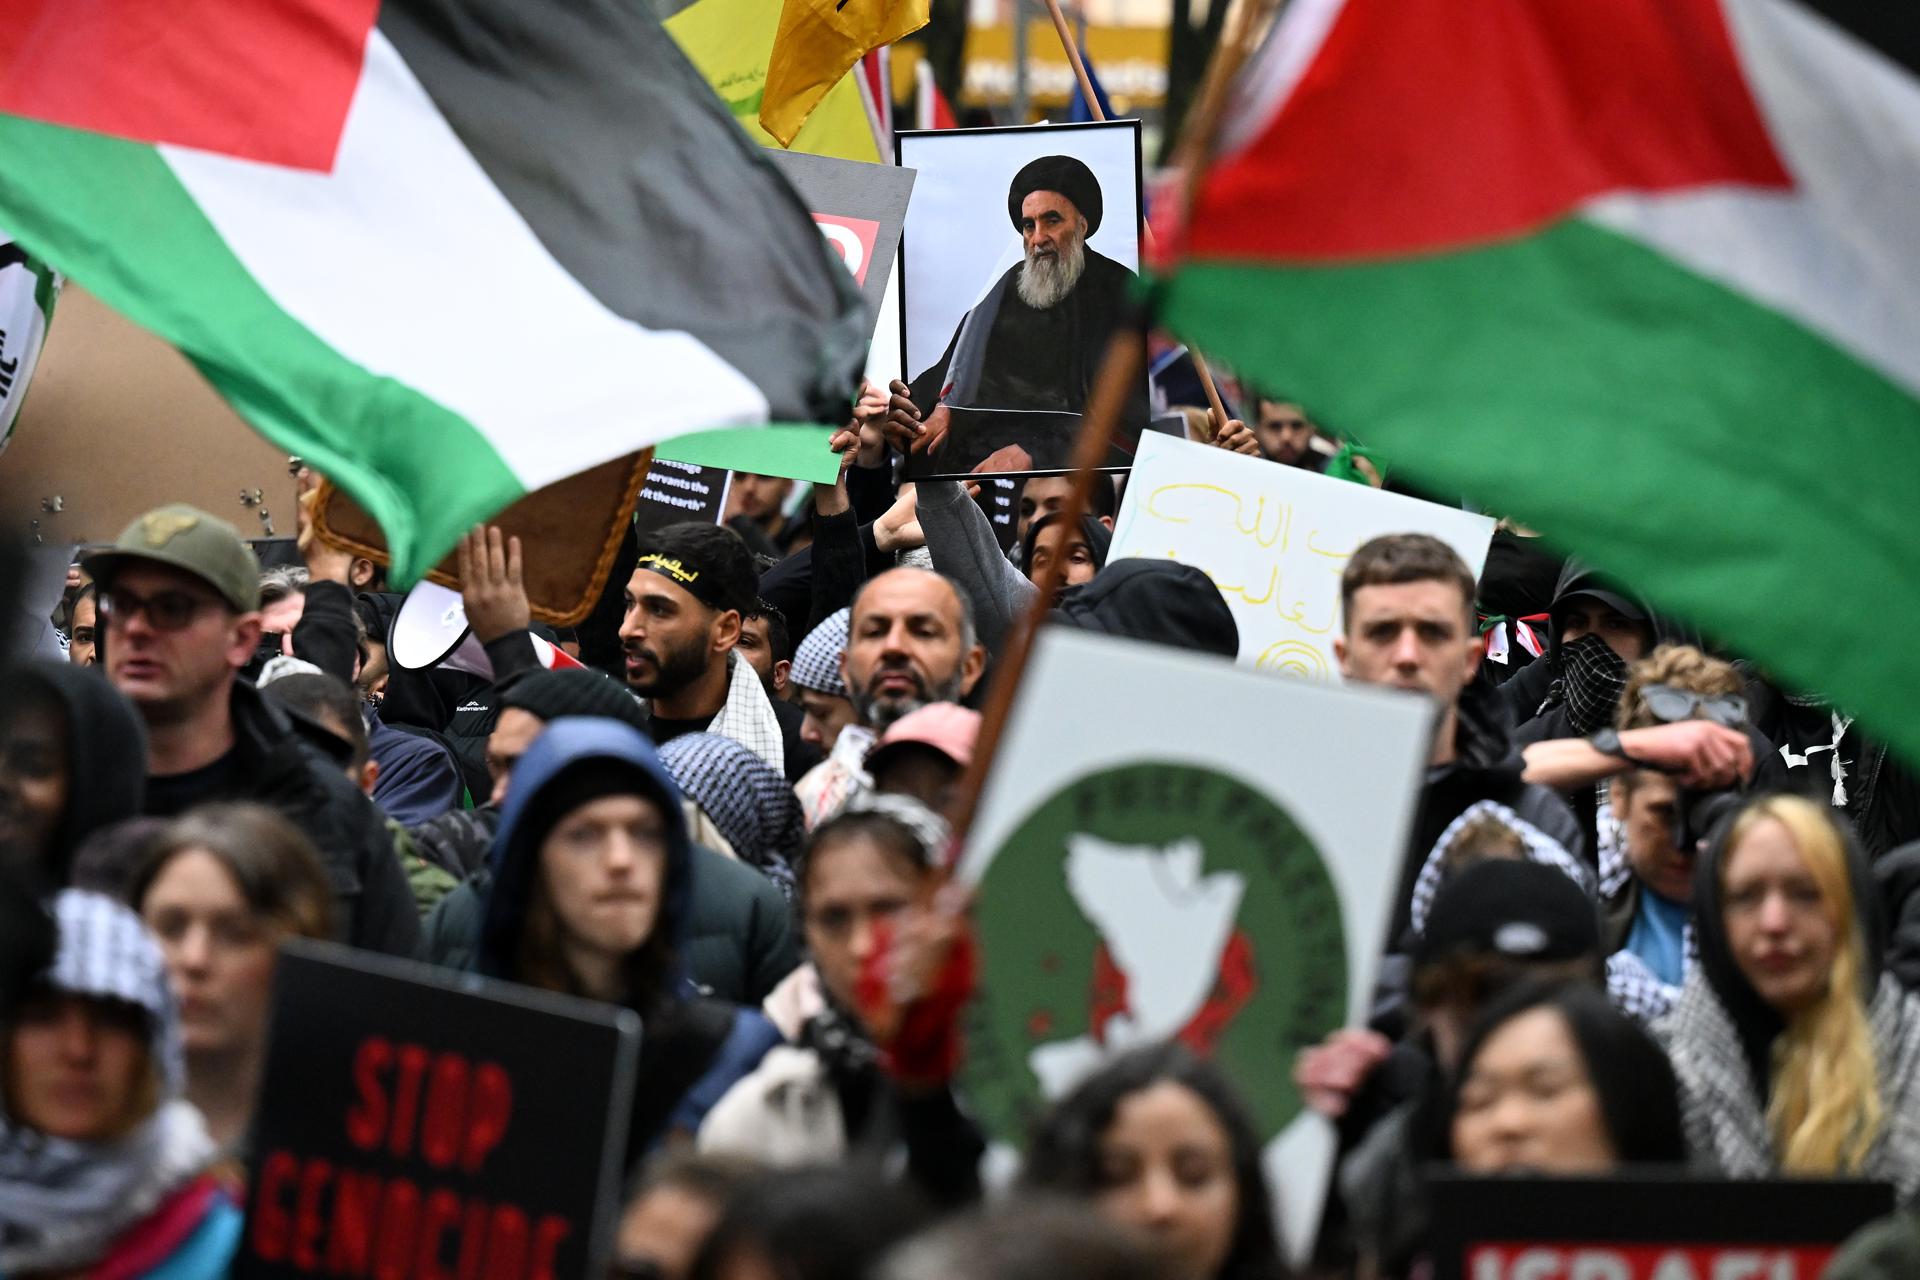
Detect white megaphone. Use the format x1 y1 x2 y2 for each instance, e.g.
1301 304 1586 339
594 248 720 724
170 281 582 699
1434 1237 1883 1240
388 580 584 678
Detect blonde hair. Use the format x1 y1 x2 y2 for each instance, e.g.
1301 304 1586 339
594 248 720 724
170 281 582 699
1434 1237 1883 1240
1723 795 1882 1173
1617 644 1744 731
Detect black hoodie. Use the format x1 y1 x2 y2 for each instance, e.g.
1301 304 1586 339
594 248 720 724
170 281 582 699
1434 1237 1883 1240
1499 559 1658 738
8 662 147 887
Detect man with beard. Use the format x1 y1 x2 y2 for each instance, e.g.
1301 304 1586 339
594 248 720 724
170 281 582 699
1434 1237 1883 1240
896 155 1142 466
618 522 809 782
1251 396 1329 471
840 567 986 734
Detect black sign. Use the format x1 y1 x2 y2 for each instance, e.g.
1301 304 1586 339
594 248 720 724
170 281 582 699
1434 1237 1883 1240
1424 1170 1894 1280
977 475 1022 552
238 940 639 1280
634 459 731 533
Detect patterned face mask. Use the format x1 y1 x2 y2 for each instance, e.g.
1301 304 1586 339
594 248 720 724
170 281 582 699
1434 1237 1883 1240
1558 632 1631 735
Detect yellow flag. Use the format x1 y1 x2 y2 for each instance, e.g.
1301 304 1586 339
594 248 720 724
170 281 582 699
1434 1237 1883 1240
758 0 927 146
666 0 883 161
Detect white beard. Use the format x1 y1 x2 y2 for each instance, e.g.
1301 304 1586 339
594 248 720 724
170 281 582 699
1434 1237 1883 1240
1016 236 1087 309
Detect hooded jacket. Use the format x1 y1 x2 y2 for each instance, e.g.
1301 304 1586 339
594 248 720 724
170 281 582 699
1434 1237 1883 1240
10 662 147 887
1656 812 1920 1201
476 718 779 1154
1500 560 1658 741
1051 559 1240 657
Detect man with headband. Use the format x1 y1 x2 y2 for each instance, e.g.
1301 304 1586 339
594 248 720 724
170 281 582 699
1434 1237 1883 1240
901 154 1140 442
619 522 803 781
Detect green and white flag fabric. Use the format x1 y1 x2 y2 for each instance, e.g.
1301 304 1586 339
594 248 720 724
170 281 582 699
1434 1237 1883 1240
1160 0 1920 763
0 0 867 581
0 234 61 456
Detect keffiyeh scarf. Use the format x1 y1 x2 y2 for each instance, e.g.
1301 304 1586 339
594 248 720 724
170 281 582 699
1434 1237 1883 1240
0 1100 215 1273
707 651 786 777
1656 973 1920 1202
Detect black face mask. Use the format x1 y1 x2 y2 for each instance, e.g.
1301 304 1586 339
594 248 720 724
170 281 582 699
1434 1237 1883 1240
1557 632 1630 735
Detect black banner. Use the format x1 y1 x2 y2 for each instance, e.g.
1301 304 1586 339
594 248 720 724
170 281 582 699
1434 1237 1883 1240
1424 1171 1894 1280
633 459 731 533
237 940 639 1280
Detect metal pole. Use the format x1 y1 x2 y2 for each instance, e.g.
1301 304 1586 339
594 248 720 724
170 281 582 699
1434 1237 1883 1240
1012 0 1031 123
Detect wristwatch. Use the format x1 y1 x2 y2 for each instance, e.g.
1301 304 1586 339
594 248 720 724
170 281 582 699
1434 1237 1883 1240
1587 728 1635 764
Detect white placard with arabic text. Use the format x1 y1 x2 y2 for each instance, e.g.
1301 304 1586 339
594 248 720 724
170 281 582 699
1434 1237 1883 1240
1109 433 1495 676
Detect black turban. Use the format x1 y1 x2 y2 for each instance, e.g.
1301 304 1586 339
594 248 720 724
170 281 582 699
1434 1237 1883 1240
1007 155 1103 237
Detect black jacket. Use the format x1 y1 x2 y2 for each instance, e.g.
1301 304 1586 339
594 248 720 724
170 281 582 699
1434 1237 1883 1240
1878 843 1920 992
189 682 420 955
1389 681 1586 946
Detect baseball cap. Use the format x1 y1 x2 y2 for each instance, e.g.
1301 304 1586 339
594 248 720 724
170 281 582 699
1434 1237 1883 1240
1413 859 1600 970
866 702 981 774
82 504 262 613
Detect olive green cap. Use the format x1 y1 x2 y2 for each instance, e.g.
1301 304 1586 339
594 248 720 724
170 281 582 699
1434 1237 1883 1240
81 504 262 613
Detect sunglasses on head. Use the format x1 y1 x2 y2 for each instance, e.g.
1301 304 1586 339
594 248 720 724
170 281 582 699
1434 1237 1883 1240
98 586 224 632
1639 683 1748 728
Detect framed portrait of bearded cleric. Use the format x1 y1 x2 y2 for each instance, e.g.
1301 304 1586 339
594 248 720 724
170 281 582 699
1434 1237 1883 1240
895 120 1148 479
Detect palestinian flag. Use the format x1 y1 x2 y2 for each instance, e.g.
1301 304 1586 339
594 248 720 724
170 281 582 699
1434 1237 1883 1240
0 0 867 581
1159 0 1920 764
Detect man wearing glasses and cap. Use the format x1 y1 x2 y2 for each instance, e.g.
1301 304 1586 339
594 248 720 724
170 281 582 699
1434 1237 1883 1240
84 503 419 955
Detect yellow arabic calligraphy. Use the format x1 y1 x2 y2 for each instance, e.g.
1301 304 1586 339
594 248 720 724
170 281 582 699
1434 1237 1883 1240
1145 484 1291 552
1145 484 1340 635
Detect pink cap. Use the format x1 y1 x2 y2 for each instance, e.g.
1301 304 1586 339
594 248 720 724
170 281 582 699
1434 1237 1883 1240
866 702 981 770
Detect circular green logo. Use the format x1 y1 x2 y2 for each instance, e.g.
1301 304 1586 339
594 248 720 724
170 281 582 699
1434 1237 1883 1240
963 762 1348 1146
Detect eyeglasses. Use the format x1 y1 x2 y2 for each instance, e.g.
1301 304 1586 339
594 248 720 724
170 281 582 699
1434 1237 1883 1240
1639 683 1748 728
99 586 224 632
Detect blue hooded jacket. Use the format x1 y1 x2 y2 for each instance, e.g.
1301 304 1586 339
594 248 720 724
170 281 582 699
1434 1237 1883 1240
479 717 695 984
477 717 778 1149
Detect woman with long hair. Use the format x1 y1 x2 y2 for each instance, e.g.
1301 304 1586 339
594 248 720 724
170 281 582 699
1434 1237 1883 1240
1658 794 1920 1199
1021 1042 1289 1280
128 801 334 1155
478 717 779 1160
1438 980 1686 1174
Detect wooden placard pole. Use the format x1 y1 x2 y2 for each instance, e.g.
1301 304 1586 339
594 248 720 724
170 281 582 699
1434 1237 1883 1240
1042 0 1102 121
944 324 1147 842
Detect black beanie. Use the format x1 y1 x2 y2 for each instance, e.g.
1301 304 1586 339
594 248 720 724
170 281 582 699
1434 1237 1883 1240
500 669 649 735
515 758 666 867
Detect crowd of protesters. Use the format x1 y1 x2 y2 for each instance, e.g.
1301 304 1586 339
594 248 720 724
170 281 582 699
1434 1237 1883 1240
3 379 1918 1279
